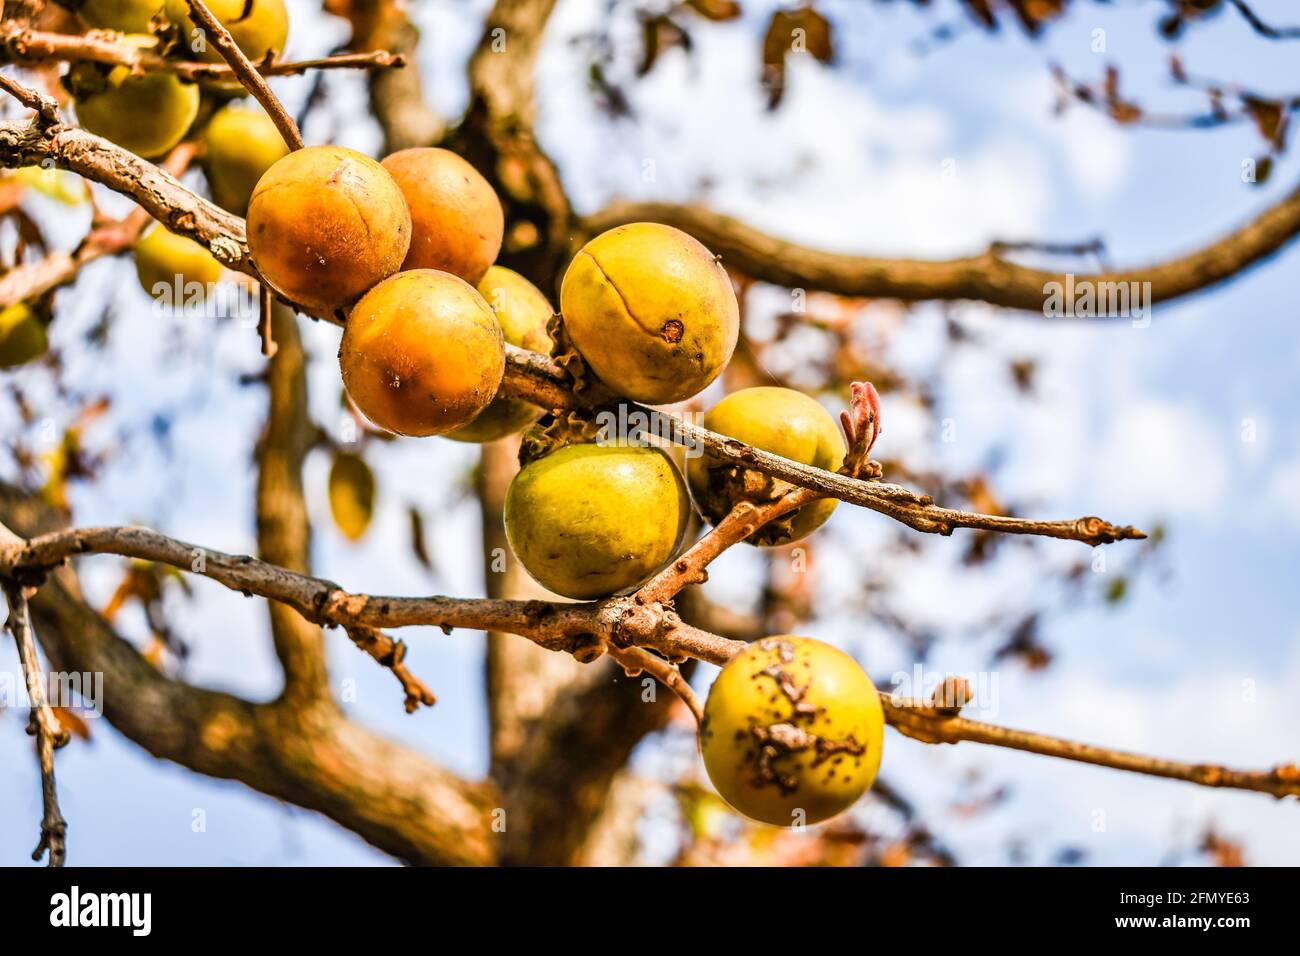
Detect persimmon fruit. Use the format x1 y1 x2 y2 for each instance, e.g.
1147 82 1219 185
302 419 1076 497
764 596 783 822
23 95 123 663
687 386 845 546
700 636 884 827
380 147 504 285
246 145 411 314
559 222 739 404
339 269 504 437
447 266 553 443
504 443 691 600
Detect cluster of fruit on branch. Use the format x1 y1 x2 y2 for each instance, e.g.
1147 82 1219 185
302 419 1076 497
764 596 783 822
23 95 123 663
1 1 897 829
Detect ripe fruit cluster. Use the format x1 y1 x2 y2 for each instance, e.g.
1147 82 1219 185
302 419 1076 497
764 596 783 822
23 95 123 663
56 10 885 824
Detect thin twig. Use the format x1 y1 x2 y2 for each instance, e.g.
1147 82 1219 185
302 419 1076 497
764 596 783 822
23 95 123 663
607 644 702 724
0 69 58 124
183 0 304 151
344 624 436 713
0 23 406 81
258 282 277 357
636 489 818 605
2 578 70 866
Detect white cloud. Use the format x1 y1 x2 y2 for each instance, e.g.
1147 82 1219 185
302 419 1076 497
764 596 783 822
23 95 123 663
1092 400 1229 515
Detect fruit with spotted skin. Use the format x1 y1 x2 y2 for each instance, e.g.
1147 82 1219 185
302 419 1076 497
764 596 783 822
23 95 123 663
504 443 691 600
134 224 224 302
246 145 411 313
69 43 200 158
380 147 503 284
687 386 845 546
699 635 884 827
339 269 503 436
80 0 163 32
559 222 738 404
446 266 553 443
204 104 289 216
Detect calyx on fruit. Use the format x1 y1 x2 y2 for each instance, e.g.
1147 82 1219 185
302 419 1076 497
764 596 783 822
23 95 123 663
559 221 739 404
380 147 504 285
164 0 288 92
68 42 200 158
80 0 164 32
0 303 49 369
134 224 224 302
687 386 846 546
699 635 884 827
447 266 554 443
504 443 691 600
246 145 411 314
203 104 289 216
339 269 504 437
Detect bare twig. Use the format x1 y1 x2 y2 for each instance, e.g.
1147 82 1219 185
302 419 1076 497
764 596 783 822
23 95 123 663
883 695 1300 800
344 624 436 713
2 576 69 866
257 282 276 357
607 644 702 724
0 23 406 81
1228 0 1300 40
183 0 304 151
0 69 58 124
636 489 818 605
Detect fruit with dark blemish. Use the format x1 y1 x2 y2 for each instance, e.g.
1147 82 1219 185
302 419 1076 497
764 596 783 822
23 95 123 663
559 222 739 404
204 103 289 216
687 386 845 547
504 443 691 600
339 269 503 436
381 147 504 284
246 145 411 313
446 266 554 443
699 635 883 826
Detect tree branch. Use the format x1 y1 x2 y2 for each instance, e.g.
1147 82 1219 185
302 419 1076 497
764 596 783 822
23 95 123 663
1 515 1292 802
2 574 69 866
0 22 407 82
579 194 1300 312
184 0 303 150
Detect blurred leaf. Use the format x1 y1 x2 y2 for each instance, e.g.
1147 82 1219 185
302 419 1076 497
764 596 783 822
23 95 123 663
52 706 91 742
638 14 692 76
1104 576 1128 604
1253 155 1274 186
761 5 834 110
329 451 375 542
1243 97 1287 150
684 0 741 20
408 504 432 570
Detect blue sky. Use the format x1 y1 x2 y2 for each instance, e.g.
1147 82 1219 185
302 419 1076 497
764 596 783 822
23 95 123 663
2 0 1298 865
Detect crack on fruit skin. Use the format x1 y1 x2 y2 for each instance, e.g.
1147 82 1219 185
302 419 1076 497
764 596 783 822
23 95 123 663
578 248 649 335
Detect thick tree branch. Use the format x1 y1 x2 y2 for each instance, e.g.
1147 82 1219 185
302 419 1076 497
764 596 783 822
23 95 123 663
580 195 1300 312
